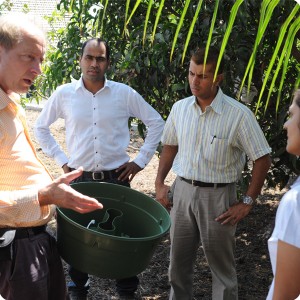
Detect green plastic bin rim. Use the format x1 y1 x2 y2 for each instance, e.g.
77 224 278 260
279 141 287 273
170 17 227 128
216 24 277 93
56 182 171 241
57 207 170 242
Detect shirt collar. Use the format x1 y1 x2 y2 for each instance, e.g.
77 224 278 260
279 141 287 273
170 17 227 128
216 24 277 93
0 88 20 110
210 88 224 114
192 88 224 114
76 76 110 92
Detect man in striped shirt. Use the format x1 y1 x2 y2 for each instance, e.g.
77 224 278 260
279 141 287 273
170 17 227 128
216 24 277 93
155 47 271 300
0 13 102 300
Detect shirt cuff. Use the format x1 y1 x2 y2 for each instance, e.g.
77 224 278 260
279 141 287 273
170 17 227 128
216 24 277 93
133 153 153 169
55 153 69 169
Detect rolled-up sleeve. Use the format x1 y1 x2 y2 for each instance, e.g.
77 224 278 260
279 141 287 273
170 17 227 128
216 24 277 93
161 108 178 146
0 189 52 227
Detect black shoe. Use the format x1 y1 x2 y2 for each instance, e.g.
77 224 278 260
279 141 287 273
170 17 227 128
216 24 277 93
68 291 88 300
118 293 135 300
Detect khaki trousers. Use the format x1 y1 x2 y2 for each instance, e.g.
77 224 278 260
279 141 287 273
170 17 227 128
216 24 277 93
169 177 238 300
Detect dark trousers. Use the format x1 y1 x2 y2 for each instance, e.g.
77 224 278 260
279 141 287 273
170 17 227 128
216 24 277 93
68 173 139 296
0 230 66 300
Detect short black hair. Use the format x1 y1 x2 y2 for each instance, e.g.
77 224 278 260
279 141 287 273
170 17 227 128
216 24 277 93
81 38 110 60
191 47 224 74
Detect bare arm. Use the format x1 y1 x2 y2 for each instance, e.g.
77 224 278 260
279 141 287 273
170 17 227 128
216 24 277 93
273 240 300 300
155 145 178 208
38 168 103 214
216 154 271 225
245 154 272 200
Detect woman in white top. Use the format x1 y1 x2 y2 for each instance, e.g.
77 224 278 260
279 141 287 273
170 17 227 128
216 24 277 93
267 89 300 300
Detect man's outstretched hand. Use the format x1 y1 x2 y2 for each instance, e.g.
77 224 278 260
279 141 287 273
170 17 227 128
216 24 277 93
38 167 103 214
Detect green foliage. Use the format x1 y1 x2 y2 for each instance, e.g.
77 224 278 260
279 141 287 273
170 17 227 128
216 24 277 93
0 0 31 14
34 0 299 189
0 0 13 13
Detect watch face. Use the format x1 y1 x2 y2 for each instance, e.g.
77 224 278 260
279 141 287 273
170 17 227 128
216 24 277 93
243 195 253 205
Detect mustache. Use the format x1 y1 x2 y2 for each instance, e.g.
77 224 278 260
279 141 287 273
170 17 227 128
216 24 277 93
88 67 99 72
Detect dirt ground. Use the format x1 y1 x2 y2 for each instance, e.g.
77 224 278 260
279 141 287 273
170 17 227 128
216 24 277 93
25 108 284 300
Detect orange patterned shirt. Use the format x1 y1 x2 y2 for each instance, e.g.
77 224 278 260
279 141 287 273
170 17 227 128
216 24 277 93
0 89 54 227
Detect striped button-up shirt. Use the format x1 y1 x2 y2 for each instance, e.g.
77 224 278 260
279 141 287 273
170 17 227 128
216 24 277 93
0 89 54 228
162 88 271 183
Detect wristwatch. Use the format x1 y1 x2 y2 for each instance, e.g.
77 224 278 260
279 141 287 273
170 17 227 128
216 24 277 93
242 195 254 205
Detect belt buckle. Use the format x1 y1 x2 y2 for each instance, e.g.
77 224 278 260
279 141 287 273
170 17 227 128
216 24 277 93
92 171 105 181
191 180 195 186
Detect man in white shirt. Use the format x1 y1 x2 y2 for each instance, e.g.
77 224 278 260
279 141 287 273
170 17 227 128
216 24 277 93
34 38 164 300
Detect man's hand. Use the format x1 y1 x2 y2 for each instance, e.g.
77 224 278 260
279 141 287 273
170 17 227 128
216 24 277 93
154 144 178 210
62 163 71 173
116 162 142 182
38 167 103 213
215 154 270 226
155 182 172 210
215 202 252 225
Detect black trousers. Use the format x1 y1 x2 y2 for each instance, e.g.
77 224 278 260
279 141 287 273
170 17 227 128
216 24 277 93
0 230 66 300
68 173 139 296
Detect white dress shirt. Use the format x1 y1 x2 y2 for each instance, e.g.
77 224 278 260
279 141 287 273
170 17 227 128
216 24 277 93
34 77 164 171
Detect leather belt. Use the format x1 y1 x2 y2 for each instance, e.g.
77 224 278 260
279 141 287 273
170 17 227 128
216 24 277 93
74 169 121 181
180 177 229 188
14 226 46 239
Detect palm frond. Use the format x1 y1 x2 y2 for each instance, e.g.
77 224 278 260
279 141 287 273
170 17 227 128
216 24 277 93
99 0 109 36
151 0 165 44
238 0 280 99
123 0 131 36
125 0 142 26
254 5 299 112
214 0 244 80
170 0 191 61
181 0 204 64
143 0 154 45
204 0 219 75
275 16 300 111
246 0 280 95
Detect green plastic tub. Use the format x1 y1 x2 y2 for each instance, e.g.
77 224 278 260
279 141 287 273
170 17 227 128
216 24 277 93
56 182 171 279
